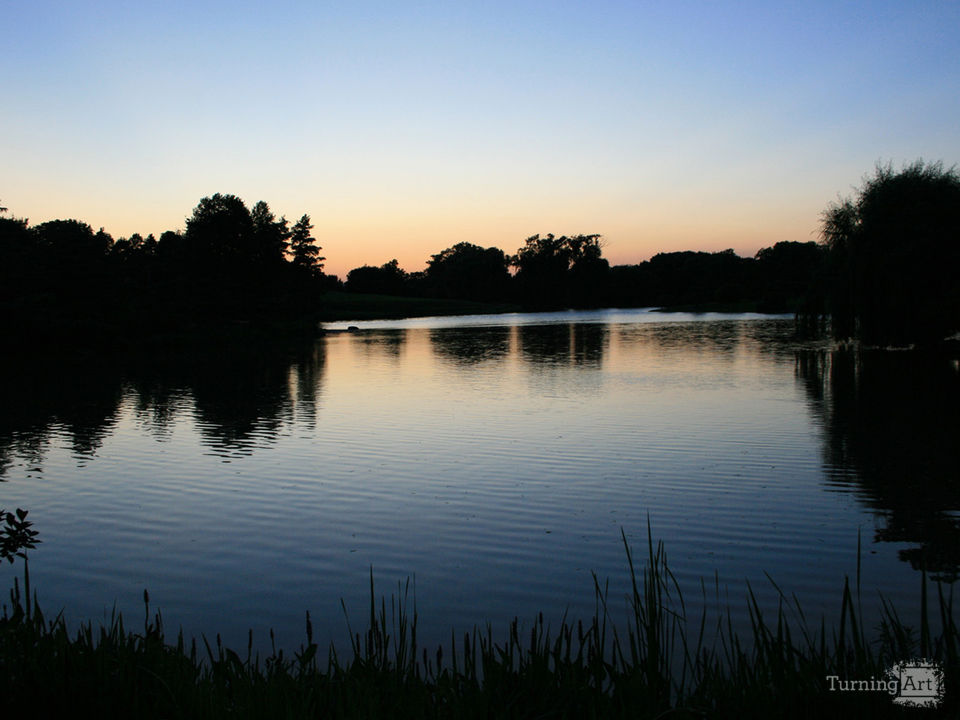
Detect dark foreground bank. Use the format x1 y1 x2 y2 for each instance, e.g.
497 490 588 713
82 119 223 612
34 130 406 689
0 518 956 719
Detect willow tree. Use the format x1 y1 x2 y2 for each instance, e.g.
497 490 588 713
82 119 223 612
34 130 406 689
821 160 960 346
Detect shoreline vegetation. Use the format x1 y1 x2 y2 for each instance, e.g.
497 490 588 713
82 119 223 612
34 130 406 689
1 518 956 718
3 161 956 348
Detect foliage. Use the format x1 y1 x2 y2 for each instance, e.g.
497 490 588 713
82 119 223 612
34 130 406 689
1 516 956 717
338 238 833 314
0 508 40 565
608 249 759 311
14 166 960 339
0 193 332 341
510 233 604 275
184 194 292 269
345 259 409 295
425 242 510 301
184 193 256 265
0 214 37 304
250 200 291 265
288 214 324 273
754 241 827 316
0 508 40 619
821 160 960 345
510 233 610 308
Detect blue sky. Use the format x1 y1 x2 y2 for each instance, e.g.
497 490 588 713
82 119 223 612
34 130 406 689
3 1 958 276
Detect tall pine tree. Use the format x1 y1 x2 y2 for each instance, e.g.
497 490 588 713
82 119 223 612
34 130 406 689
289 215 323 273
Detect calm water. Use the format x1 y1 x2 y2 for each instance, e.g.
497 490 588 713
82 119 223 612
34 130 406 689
1 309 957 652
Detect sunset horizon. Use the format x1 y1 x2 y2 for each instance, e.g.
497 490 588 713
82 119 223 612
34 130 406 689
5 1 958 278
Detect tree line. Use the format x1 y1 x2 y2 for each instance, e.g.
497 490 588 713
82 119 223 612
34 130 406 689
2 160 957 346
341 160 959 346
342 235 826 316
0 193 332 341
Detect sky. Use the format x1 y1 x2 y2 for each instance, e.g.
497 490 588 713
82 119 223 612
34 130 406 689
3 1 959 279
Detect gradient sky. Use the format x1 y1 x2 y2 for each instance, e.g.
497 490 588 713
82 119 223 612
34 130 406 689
3 1 958 278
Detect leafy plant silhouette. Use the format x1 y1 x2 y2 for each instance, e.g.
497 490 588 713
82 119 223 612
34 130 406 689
1 508 40 616
0 508 39 564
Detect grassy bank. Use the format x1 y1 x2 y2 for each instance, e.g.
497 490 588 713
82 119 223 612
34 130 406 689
317 291 520 323
1 526 956 718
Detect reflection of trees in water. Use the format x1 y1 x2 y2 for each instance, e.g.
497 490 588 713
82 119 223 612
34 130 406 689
0 433 43 478
0 337 327 473
351 330 407 360
798 348 960 581
429 326 510 365
0 355 125 473
740 318 821 361
616 320 746 359
130 339 326 455
130 383 192 439
183 350 291 455
290 344 325 429
517 323 607 367
571 324 607 366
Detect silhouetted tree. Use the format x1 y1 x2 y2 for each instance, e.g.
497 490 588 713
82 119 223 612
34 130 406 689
821 160 960 345
156 229 184 259
754 241 826 314
250 200 290 265
510 234 607 308
184 193 255 269
426 242 510 301
289 214 324 273
608 249 756 309
110 233 138 257
32 219 112 294
567 241 610 308
33 219 110 259
181 194 309 320
345 259 409 295
1 193 330 341
111 232 158 259
0 213 37 305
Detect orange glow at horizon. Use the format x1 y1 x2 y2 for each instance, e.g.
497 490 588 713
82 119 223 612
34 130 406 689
6 185 823 281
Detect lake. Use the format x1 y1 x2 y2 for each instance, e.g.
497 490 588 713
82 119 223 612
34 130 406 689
1 309 957 653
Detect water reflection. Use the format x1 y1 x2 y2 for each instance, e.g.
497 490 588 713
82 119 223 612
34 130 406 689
0 338 327 472
352 329 407 360
516 323 608 367
798 348 960 581
429 326 511 365
3 317 958 589
189 354 291 455
615 320 743 360
0 355 124 469
3 313 960 657
290 345 326 429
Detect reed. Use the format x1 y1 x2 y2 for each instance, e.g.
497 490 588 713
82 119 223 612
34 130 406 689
0 518 955 718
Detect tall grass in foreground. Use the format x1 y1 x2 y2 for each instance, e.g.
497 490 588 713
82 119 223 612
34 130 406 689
0 527 956 718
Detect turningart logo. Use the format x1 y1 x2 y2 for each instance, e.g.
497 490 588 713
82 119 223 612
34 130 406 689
887 659 944 709
825 659 945 709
